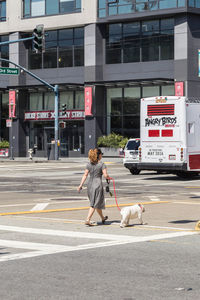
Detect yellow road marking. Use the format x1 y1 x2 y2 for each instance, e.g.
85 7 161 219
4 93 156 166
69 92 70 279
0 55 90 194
185 187 200 189
0 201 169 216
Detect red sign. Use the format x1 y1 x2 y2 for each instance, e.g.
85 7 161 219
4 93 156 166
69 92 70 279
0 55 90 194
84 87 93 116
24 110 85 121
175 82 184 96
9 90 16 118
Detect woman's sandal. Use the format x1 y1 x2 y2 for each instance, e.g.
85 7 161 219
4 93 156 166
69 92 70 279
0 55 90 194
85 220 95 226
102 216 108 224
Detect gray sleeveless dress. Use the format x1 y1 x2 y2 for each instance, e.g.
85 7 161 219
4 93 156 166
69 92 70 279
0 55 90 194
86 161 107 209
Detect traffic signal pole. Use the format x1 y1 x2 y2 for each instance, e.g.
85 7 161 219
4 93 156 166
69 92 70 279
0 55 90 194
0 57 59 160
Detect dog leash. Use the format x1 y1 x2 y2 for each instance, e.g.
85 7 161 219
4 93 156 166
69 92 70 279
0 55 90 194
107 177 121 211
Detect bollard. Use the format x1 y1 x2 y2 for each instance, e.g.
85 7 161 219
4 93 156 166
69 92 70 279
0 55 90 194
195 220 200 231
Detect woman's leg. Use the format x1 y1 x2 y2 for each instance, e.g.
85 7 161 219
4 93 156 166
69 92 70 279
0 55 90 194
86 207 95 223
96 208 107 221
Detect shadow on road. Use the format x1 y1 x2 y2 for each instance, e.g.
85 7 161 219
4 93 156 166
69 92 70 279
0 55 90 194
169 220 198 224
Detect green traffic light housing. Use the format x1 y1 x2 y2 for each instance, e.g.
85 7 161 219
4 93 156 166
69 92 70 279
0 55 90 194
33 24 44 53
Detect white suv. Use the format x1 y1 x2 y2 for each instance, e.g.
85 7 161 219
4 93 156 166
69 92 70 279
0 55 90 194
123 138 140 175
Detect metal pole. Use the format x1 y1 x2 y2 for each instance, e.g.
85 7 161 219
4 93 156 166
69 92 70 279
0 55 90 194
10 117 14 160
54 85 59 160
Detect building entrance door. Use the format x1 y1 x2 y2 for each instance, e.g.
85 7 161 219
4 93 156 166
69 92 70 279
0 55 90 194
44 127 54 159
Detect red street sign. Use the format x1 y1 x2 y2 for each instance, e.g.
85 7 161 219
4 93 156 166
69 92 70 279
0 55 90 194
175 82 184 96
9 90 16 118
84 86 93 116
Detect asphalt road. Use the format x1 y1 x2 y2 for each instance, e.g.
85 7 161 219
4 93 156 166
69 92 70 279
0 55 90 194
0 158 199 300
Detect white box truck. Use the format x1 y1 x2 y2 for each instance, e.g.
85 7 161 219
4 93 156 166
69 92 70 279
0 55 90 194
139 96 200 178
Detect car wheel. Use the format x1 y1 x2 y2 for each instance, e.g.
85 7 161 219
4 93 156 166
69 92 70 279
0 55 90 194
130 169 140 175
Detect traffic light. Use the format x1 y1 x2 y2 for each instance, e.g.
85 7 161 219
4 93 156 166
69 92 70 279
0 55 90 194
33 25 44 53
62 103 67 116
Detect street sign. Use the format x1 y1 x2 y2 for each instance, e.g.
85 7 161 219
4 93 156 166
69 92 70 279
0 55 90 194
6 119 12 127
0 67 19 75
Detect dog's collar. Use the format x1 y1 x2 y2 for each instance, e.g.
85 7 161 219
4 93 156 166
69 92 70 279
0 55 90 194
138 204 143 210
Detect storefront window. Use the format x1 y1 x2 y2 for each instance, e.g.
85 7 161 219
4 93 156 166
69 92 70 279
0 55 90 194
143 86 160 97
75 91 84 109
29 93 43 110
60 92 74 109
107 85 173 138
161 85 175 96
0 93 9 140
44 92 54 110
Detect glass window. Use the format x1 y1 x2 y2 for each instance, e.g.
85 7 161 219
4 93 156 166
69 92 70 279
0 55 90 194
123 22 140 63
0 35 9 67
44 92 54 110
23 0 30 17
143 86 160 97
159 0 177 9
29 93 43 111
161 85 175 96
142 20 159 62
124 87 140 115
178 0 185 7
107 88 122 134
75 91 84 109
60 91 73 109
46 0 59 14
29 27 84 69
60 0 74 13
0 1 6 21
32 0 45 16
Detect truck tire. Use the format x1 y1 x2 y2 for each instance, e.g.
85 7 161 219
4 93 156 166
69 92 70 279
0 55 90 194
176 171 199 179
130 169 140 175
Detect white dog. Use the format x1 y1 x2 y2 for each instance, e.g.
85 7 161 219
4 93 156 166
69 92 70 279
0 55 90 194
120 204 145 228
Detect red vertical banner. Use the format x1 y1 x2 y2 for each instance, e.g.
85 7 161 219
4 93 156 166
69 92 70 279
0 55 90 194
9 90 16 118
175 82 184 96
84 86 93 116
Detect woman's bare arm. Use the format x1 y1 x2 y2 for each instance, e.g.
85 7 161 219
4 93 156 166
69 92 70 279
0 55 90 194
78 169 89 192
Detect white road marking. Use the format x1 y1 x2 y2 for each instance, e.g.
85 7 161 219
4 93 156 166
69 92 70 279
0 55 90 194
146 196 160 202
31 203 49 211
0 225 197 262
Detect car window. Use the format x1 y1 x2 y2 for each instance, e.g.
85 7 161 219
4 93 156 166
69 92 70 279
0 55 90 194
126 140 140 150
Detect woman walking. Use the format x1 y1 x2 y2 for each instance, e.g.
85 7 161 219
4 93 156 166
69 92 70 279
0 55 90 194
78 148 110 226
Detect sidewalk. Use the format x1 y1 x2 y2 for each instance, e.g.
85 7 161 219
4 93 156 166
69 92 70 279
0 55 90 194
0 156 123 164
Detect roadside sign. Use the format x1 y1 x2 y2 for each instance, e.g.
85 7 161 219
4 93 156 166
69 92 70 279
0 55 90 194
6 119 12 127
0 67 19 75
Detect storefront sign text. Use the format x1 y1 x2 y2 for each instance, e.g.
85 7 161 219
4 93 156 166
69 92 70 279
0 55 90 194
24 110 85 121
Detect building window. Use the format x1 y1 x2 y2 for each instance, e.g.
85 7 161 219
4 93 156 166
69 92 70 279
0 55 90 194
0 35 9 67
23 0 81 18
188 0 200 7
98 0 185 18
0 0 6 21
107 84 174 137
29 27 84 69
29 90 84 111
106 18 174 64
